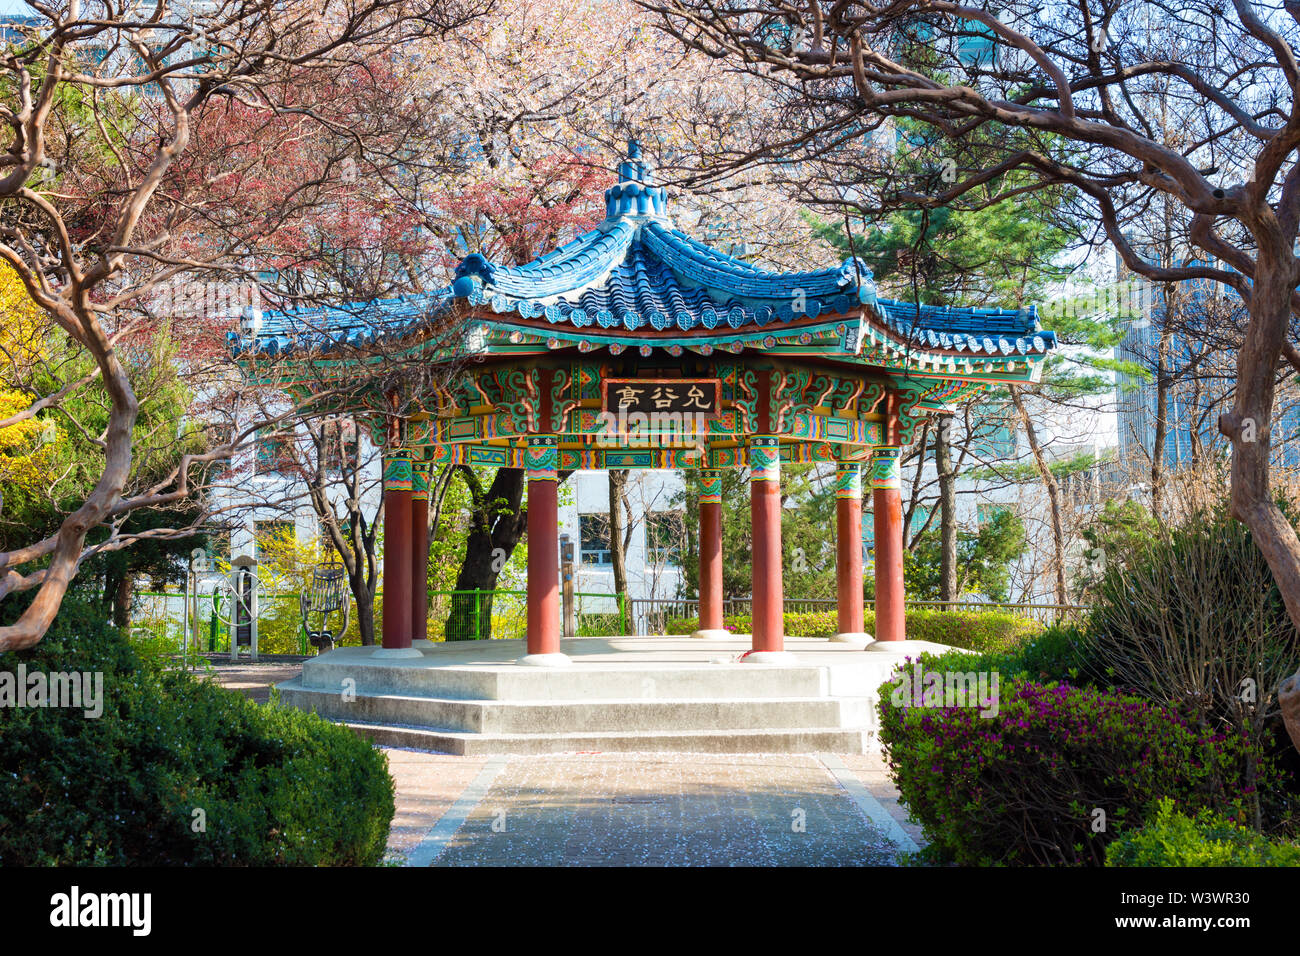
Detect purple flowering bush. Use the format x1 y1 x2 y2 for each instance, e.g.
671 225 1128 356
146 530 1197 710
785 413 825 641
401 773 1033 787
879 676 1266 866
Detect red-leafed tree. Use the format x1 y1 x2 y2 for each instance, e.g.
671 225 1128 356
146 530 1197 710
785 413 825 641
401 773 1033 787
0 0 490 650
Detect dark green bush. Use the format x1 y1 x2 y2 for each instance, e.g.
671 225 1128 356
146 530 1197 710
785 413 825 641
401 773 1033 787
0 597 394 865
1106 798 1300 867
978 622 1104 685
878 674 1267 866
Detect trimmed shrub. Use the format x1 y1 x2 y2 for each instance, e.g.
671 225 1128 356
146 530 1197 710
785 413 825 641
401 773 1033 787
0 597 395 865
1106 798 1300 867
878 675 1265 866
663 607 1043 653
979 622 1104 685
895 608 1042 653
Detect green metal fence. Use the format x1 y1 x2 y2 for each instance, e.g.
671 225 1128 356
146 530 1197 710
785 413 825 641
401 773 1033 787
428 589 629 641
626 596 1088 635
130 587 632 653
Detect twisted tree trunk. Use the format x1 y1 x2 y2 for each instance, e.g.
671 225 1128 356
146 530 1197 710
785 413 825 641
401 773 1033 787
1218 254 1300 754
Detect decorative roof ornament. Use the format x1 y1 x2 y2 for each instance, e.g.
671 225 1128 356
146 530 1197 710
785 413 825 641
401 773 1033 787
605 138 669 220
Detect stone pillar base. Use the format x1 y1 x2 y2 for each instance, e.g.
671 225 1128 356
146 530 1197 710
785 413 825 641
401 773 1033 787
828 631 872 646
410 639 437 650
689 628 732 640
740 650 798 665
517 652 572 668
371 646 424 660
863 639 921 653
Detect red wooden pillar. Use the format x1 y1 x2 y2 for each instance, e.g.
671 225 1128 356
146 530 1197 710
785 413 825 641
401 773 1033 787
378 447 419 657
410 461 430 648
745 436 791 662
871 445 906 643
692 469 728 639
832 461 869 644
522 435 568 665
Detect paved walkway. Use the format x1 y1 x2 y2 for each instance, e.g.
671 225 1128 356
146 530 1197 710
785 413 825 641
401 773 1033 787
207 658 926 866
202 658 307 704
383 748 924 867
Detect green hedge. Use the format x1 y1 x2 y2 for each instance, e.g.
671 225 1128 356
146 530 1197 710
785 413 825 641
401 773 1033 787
663 607 1043 653
969 622 1104 685
878 668 1266 866
1106 798 1300 866
0 597 395 865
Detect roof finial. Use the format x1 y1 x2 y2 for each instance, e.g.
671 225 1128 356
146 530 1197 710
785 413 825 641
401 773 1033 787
604 137 668 219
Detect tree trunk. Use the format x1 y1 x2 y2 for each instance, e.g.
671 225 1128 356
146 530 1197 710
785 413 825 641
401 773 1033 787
1217 257 1300 756
112 571 133 630
304 421 380 647
353 567 377 646
1010 385 1068 605
935 414 958 605
609 469 628 600
446 466 527 640
1151 289 1172 520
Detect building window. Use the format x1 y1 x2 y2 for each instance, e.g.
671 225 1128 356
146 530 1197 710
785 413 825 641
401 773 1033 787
646 511 684 566
970 406 1018 459
255 430 294 476
907 504 932 537
579 513 611 566
322 418 359 474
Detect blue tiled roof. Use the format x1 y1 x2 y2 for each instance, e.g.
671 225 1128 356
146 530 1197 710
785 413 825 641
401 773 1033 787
874 299 1057 356
235 292 451 358
448 218 871 332
232 140 1056 359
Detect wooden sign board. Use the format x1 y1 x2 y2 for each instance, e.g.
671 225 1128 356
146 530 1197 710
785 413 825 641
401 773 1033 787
602 378 722 417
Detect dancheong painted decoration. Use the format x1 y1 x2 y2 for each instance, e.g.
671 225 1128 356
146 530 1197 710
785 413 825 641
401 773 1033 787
230 140 1057 661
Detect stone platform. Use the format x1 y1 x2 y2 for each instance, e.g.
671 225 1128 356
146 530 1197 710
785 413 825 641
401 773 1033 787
276 635 950 755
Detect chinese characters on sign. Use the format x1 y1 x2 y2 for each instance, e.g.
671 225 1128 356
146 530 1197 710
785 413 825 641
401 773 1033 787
603 379 721 417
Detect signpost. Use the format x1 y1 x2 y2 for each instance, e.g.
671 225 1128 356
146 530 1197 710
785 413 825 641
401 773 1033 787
228 556 259 662
187 549 260 665
601 378 722 417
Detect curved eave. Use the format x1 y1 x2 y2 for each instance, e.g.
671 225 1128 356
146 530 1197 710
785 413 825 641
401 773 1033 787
473 311 858 357
228 292 455 359
451 219 639 301
867 298 1057 358
453 270 867 332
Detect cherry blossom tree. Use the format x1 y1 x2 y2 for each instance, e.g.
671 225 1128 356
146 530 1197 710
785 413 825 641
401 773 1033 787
0 0 489 649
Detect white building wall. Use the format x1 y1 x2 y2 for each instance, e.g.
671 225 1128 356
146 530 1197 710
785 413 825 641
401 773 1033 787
560 470 686 607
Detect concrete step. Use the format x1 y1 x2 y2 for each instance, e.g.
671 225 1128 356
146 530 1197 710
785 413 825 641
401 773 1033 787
297 654 830 701
278 679 875 735
337 720 873 755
